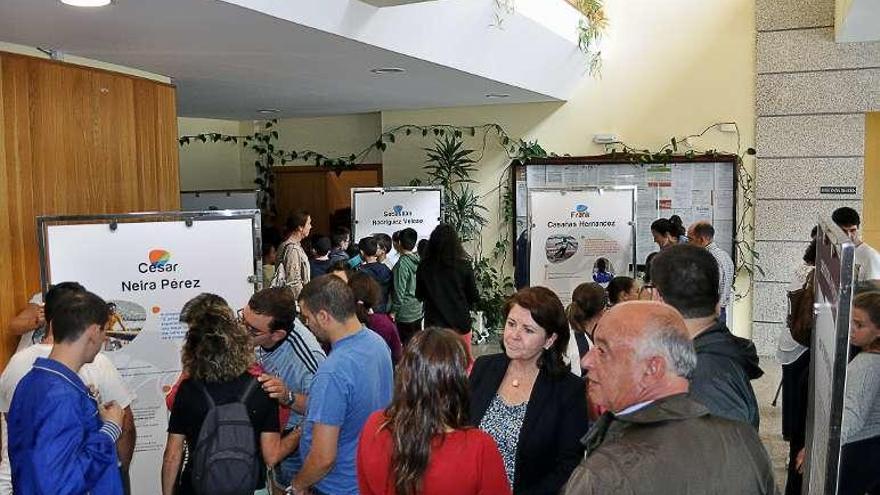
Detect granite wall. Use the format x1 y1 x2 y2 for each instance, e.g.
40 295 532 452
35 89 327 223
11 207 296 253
753 0 880 355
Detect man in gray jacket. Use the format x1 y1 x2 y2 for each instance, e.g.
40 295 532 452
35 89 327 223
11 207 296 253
651 243 762 428
563 301 776 494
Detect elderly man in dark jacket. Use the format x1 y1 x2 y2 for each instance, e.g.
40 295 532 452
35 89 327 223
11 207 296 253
562 301 776 494
651 243 762 428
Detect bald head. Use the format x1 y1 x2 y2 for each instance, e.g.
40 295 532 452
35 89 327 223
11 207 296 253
687 221 715 247
585 301 695 412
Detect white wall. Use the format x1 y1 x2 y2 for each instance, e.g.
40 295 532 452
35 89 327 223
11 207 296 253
178 117 252 190
380 0 757 337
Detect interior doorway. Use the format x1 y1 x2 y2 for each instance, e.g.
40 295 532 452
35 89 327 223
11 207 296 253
272 164 382 235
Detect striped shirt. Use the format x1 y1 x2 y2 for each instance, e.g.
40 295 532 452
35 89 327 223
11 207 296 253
258 318 326 429
706 241 735 309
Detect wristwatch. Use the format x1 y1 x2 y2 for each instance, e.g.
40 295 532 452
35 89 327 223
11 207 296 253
286 389 294 407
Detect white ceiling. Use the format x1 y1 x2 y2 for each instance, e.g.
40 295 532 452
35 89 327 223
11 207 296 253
0 0 586 119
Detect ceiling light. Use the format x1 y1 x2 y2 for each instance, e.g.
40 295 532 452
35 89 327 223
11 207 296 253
60 0 112 7
485 93 511 99
257 109 280 115
370 67 406 75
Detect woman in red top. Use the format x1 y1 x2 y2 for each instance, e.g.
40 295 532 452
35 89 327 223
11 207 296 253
357 327 511 495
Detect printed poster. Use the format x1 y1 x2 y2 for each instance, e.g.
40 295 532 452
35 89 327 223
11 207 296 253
42 215 259 495
528 188 635 303
352 188 442 246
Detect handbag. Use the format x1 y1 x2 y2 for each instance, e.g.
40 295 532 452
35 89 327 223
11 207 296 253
786 269 815 347
270 242 295 289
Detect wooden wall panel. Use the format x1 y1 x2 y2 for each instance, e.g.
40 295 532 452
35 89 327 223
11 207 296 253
864 112 880 249
0 52 180 368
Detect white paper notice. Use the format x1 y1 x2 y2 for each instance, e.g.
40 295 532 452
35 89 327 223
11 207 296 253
693 163 715 189
694 206 713 221
527 165 546 187
598 166 618 186
715 190 735 219
714 163 735 190
545 167 564 186
692 189 712 207
671 165 694 208
583 165 599 185
714 220 735 256
563 165 582 185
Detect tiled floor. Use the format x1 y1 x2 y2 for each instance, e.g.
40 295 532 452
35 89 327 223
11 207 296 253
755 357 789 490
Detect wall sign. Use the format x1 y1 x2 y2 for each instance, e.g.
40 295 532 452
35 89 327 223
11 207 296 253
819 186 857 195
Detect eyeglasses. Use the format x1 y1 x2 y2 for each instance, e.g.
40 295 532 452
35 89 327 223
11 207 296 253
237 308 263 337
638 284 656 300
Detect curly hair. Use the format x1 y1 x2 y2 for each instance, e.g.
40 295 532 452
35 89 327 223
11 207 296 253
181 294 252 382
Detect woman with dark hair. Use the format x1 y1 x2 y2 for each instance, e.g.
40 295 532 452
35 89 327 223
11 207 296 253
271 209 312 297
565 282 606 377
650 217 682 251
469 287 588 494
669 214 688 243
357 328 510 495
606 276 639 306
161 295 297 495
416 224 479 362
349 271 403 364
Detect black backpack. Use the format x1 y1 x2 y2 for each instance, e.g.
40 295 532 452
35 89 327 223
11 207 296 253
190 378 261 495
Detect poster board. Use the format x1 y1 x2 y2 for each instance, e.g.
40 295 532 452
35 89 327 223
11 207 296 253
180 189 261 211
528 187 636 304
803 218 856 495
514 157 737 271
37 210 261 495
351 187 442 245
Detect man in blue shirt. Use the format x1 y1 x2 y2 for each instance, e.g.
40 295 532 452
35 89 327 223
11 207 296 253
241 287 326 485
291 276 393 495
8 290 124 495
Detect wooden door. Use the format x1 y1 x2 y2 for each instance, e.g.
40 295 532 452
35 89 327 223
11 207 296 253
273 165 381 235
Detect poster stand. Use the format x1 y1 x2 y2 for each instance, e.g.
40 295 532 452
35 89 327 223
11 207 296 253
35 209 262 495
527 186 637 304
803 217 856 495
350 186 443 244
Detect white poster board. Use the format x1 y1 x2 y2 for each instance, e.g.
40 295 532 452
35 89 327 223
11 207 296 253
38 211 261 495
351 187 442 244
803 218 855 495
528 188 636 303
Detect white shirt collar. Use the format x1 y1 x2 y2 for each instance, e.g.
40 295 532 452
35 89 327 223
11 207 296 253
615 400 654 417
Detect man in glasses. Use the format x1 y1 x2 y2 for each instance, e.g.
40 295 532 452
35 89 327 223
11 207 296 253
239 287 326 488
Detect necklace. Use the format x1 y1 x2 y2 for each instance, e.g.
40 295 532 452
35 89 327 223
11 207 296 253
508 366 538 389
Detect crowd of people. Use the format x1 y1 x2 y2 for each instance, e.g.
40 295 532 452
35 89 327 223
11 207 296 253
1 206 879 494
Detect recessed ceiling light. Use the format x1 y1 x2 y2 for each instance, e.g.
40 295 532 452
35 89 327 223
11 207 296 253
370 67 407 75
60 0 112 7
485 93 511 99
257 108 280 115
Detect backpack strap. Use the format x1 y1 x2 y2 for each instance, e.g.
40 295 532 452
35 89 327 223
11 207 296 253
194 381 216 409
239 377 260 404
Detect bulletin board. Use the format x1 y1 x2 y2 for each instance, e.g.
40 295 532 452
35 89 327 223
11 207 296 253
513 155 738 281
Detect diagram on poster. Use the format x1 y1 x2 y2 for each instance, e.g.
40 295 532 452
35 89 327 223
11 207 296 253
39 213 259 495
528 188 635 303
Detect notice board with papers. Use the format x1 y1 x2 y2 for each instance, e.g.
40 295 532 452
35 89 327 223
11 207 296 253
513 155 738 279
